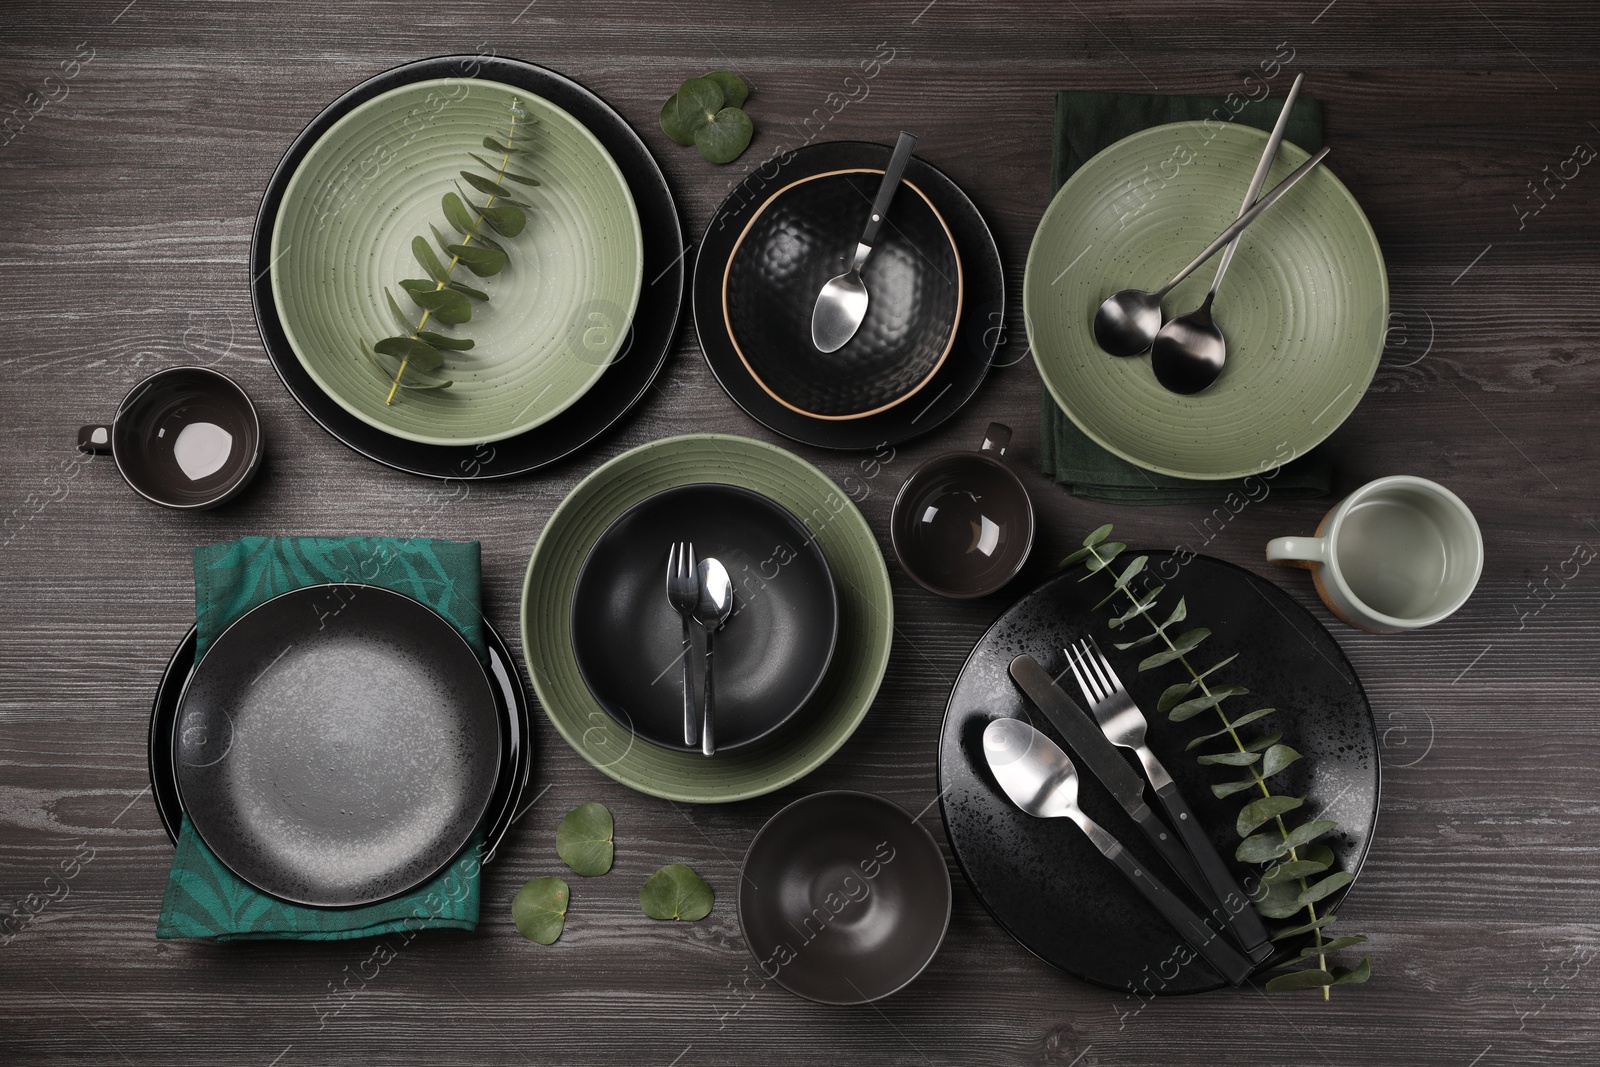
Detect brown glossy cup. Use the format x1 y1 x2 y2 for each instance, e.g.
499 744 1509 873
78 366 262 510
889 422 1035 598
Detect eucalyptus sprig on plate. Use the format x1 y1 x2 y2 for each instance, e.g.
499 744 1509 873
1061 524 1372 998
371 97 542 402
659 71 754 164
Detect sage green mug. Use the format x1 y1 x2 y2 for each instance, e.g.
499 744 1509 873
1266 475 1483 633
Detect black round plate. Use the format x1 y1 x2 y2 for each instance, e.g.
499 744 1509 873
251 55 683 480
739 790 951 1005
172 586 503 907
571 484 839 752
150 617 533 866
725 169 961 419
695 141 1003 450
939 553 1380 994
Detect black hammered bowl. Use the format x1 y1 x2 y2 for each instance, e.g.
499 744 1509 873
723 169 962 420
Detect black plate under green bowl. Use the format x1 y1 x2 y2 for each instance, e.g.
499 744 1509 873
173 585 503 907
571 483 839 753
251 54 683 479
939 553 1379 994
740 790 952 1004
695 141 1002 450
149 616 532 867
724 168 962 420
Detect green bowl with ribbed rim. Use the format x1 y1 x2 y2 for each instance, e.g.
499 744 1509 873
1024 122 1387 479
520 434 892 803
271 77 643 445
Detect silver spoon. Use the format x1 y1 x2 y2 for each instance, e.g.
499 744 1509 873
1152 73 1306 395
981 718 1255 986
810 131 918 353
1091 144 1331 358
692 557 734 757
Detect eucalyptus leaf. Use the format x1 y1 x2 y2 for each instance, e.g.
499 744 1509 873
1196 653 1240 680
1245 731 1285 753
481 202 527 237
1162 597 1188 628
1262 743 1303 778
405 286 472 325
1168 683 1250 723
1197 750 1259 767
1262 844 1335 884
1236 829 1293 864
556 802 615 877
374 336 443 372
1298 934 1367 957
1237 794 1304 836
1081 542 1127 573
659 76 724 145
703 69 749 108
1186 707 1278 749
448 241 508 277
1112 555 1146 591
449 281 489 301
1059 547 1092 568
1112 633 1161 651
442 191 476 235
483 136 537 157
1263 967 1336 993
1138 628 1211 671
412 235 448 282
1211 776 1261 799
1332 957 1373 984
694 106 753 164
640 863 713 921
1254 878 1305 919
470 152 540 185
1273 914 1337 939
1296 870 1354 907
1083 524 1114 547
461 170 509 199
384 290 416 334
416 330 474 351
1109 585 1164 628
512 876 569 944
1280 818 1338 853
395 375 452 391
1158 680 1198 713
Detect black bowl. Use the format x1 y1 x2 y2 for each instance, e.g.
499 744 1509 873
739 791 952 1004
724 169 962 420
570 484 839 752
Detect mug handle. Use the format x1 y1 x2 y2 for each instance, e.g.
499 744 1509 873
77 425 112 455
981 422 1011 457
1266 535 1327 571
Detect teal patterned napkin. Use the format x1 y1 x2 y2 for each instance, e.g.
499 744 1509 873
157 536 486 941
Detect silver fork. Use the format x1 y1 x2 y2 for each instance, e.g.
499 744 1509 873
1065 637 1273 963
665 542 700 748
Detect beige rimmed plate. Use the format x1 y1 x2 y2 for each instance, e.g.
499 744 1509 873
271 77 643 445
1024 122 1387 479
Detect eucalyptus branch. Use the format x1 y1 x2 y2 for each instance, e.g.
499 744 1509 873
368 98 542 403
1062 525 1370 997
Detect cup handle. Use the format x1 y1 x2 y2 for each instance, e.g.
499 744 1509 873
1266 535 1327 571
981 422 1011 457
77 425 112 455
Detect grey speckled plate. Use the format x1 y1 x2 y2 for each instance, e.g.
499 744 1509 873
939 553 1379 993
174 585 502 907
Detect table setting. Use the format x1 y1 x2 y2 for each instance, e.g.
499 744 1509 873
3 5 1596 1065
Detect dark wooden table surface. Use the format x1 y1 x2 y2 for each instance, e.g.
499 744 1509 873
3 2 1597 1064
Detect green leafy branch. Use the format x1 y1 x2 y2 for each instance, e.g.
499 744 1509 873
1061 524 1371 998
371 97 542 403
659 70 754 164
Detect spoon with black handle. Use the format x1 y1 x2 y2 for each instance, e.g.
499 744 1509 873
1092 143 1331 359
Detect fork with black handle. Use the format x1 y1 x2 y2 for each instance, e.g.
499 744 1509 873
665 542 699 748
1065 637 1274 964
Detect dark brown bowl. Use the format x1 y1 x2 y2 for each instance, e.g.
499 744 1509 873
723 169 962 420
739 790 951 1005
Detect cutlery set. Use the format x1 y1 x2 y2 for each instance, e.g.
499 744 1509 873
991 641 1271 984
666 542 734 756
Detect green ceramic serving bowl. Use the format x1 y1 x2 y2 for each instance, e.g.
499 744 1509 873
520 434 893 803
1024 122 1387 479
272 77 643 445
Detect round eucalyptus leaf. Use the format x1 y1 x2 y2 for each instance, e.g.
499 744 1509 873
374 335 443 373
556 802 614 877
447 241 508 278
512 876 569 944
659 76 724 145
693 107 753 164
640 863 713 921
441 191 476 235
703 70 748 109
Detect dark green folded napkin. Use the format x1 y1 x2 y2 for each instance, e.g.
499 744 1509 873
1041 89 1334 504
158 536 487 941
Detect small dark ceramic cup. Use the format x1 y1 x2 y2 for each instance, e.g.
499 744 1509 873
78 367 262 510
890 422 1035 598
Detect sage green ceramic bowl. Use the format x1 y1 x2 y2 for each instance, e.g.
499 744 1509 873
272 77 643 445
1024 122 1387 479
520 434 893 803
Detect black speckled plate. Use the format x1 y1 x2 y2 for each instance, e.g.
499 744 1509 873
171 585 503 907
939 553 1379 994
724 169 962 419
695 141 1003 451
